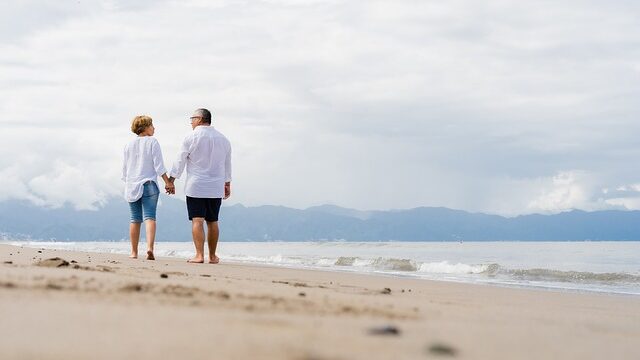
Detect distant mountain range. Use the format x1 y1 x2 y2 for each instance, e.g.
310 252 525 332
1 198 639 241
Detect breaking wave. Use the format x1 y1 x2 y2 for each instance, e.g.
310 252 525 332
6 241 640 294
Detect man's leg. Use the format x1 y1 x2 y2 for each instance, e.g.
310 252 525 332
189 217 206 263
129 222 141 258
206 221 220 263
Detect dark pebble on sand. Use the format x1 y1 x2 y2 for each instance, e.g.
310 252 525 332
427 343 457 356
298 292 306 297
160 273 168 279
368 325 401 336
36 257 70 268
381 287 392 294
3 261 12 264
70 260 77 263
37 250 42 253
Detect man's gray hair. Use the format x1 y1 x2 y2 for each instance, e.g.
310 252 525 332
195 108 212 124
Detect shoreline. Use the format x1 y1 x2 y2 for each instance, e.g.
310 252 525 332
1 243 639 359
5 240 640 297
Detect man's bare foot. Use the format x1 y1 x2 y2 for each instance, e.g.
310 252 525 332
129 253 138 259
209 256 220 264
187 257 204 264
146 250 155 260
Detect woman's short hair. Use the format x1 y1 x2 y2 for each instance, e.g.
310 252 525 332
131 115 153 135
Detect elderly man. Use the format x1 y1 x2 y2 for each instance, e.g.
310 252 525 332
168 108 232 264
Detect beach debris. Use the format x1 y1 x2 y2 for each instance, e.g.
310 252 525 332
368 325 401 336
0 281 16 288
341 306 355 313
120 283 146 292
298 292 306 297
70 260 77 263
160 273 169 279
37 250 42 253
95 265 114 272
381 287 392 294
45 283 64 290
162 284 197 297
3 261 12 264
273 280 309 287
200 274 211 277
427 343 457 356
36 257 69 268
211 291 231 300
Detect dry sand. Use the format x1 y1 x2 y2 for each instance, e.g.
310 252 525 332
0 243 639 360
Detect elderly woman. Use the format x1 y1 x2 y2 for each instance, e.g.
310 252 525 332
122 115 174 260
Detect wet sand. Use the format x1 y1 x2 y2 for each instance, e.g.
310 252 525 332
0 243 639 359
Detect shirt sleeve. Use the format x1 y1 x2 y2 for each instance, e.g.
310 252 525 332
225 142 232 182
151 139 167 177
121 144 128 182
170 135 191 179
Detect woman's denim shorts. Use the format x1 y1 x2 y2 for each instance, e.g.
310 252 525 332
129 181 159 223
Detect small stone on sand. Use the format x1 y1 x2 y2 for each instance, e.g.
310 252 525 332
368 325 401 336
298 292 306 297
381 287 392 294
3 261 12 264
160 273 168 279
427 343 457 356
36 257 69 268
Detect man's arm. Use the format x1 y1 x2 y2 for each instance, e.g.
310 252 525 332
224 182 231 199
169 135 191 181
224 143 232 199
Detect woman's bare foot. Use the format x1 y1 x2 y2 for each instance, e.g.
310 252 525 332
187 257 204 264
209 256 220 264
129 253 138 259
146 250 155 260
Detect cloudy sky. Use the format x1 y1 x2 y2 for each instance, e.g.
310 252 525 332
1 0 639 216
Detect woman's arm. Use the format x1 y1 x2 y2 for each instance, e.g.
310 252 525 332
121 145 128 182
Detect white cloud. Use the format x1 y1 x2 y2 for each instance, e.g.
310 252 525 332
527 171 594 213
0 0 640 215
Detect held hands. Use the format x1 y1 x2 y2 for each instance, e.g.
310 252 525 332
165 177 176 195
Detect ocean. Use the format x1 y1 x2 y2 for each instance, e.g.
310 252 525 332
5 240 640 295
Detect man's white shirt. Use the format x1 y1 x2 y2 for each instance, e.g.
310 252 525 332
121 136 167 202
170 125 232 199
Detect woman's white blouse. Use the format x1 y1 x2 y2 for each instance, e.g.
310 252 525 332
121 136 167 202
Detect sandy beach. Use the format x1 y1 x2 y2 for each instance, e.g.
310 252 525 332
0 244 638 360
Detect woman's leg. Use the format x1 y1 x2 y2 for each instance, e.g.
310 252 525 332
129 199 143 258
145 219 156 259
129 223 141 258
141 182 160 260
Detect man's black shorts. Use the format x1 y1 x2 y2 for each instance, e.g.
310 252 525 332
186 197 222 222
